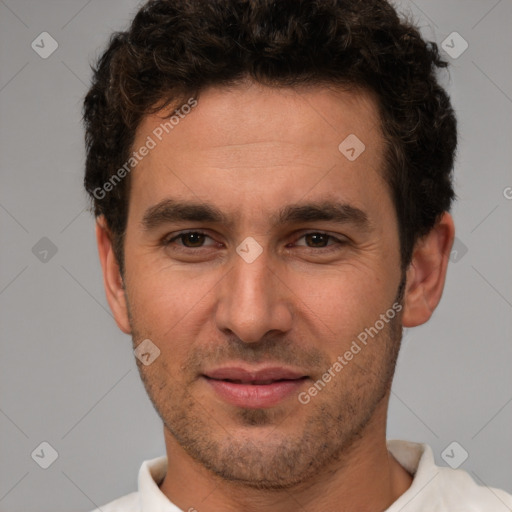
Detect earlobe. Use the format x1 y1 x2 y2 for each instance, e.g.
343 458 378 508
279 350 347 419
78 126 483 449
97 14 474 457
401 212 455 328
95 216 132 334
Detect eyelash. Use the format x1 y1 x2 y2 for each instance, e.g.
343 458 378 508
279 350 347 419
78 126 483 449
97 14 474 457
162 230 347 253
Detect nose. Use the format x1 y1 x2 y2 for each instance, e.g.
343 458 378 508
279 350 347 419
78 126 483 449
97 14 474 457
214 246 293 344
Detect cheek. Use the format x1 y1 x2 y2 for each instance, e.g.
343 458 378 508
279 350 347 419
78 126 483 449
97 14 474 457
126 266 216 355
287 266 396 345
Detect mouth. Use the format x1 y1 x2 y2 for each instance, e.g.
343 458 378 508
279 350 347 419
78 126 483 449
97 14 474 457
209 378 305 385
202 366 309 408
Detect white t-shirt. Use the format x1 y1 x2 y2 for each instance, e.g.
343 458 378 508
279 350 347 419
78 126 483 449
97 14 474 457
92 440 512 511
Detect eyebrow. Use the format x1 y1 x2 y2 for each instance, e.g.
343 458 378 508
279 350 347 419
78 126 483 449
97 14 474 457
141 198 370 231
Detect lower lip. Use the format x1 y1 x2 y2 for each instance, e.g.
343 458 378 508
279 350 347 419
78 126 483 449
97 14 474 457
204 377 307 408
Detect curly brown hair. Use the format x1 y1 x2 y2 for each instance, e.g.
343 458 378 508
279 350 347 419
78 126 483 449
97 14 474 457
83 0 457 274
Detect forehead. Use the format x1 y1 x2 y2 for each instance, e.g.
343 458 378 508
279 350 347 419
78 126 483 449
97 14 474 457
137 82 382 158
128 82 389 224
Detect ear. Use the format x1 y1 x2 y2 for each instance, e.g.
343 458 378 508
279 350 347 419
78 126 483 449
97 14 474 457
95 216 131 334
402 212 455 327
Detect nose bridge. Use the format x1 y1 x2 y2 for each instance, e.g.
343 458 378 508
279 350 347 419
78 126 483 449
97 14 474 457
215 245 292 343
233 248 271 304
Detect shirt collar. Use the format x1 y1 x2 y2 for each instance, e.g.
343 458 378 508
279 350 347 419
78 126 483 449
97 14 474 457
385 440 442 511
138 455 182 512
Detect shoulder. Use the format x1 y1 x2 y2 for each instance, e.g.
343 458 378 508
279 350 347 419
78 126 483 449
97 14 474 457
435 466 512 510
89 491 140 512
387 440 512 511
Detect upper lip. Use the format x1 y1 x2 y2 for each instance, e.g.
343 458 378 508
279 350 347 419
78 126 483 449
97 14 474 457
203 366 307 384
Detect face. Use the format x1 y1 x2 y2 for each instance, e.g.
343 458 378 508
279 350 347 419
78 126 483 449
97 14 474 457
119 82 406 488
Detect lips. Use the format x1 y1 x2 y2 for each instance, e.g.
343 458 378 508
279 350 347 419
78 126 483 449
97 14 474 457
204 366 306 384
203 366 309 408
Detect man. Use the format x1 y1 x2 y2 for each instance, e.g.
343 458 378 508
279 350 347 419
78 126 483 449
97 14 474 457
84 0 512 510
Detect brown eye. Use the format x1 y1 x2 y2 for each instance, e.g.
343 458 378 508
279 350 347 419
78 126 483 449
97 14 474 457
179 232 206 247
164 231 216 249
294 232 345 249
303 233 331 248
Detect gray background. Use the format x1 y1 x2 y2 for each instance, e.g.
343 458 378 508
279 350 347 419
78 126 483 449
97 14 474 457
0 0 511 510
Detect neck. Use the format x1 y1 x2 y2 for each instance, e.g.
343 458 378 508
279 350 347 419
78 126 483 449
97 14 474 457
159 397 412 512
